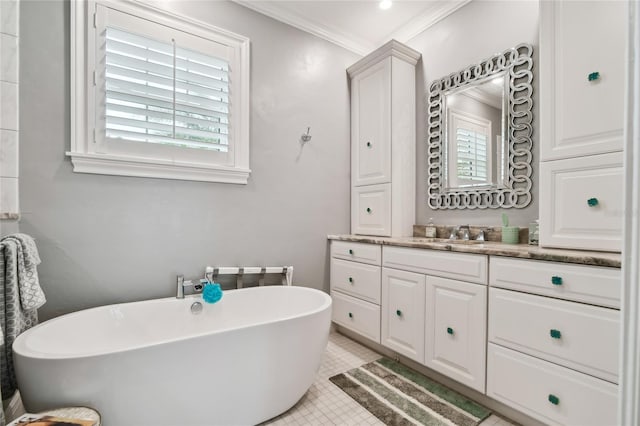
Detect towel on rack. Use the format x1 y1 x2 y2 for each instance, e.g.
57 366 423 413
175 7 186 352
1 234 46 311
0 233 45 423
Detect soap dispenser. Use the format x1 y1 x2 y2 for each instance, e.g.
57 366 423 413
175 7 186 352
425 218 437 238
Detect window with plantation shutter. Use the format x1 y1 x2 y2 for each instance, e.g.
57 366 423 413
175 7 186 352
448 110 492 188
69 0 250 183
105 28 230 152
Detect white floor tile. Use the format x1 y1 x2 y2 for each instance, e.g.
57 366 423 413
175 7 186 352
263 330 514 425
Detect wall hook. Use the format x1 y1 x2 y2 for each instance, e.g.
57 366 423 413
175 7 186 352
301 127 312 143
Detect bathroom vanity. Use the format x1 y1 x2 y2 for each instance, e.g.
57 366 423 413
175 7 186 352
328 235 621 425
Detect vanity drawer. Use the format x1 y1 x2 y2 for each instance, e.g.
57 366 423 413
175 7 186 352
490 257 620 308
330 258 381 304
331 241 382 266
383 246 487 285
487 344 618 426
351 183 391 236
489 288 619 383
331 291 381 343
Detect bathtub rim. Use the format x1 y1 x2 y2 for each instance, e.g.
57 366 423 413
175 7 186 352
13 285 332 360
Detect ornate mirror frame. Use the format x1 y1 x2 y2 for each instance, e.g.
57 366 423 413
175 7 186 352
427 43 534 209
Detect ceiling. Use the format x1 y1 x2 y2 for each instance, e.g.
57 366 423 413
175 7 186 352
235 0 472 56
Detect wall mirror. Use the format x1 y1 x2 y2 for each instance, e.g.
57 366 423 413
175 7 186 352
427 43 533 209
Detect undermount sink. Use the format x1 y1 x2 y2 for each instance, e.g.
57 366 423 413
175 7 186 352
411 238 484 245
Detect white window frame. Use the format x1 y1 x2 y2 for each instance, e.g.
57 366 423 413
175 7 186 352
69 0 251 184
447 108 492 188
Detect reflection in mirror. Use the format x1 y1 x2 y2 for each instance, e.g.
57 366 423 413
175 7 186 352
444 73 507 190
428 43 533 210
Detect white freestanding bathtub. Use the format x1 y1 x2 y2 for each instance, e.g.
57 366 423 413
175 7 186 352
13 286 332 425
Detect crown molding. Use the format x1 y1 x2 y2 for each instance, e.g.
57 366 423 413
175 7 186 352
234 0 472 57
347 39 421 77
234 1 374 55
386 0 473 43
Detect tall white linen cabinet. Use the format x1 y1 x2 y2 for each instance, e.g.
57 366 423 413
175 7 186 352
347 41 421 237
539 1 626 252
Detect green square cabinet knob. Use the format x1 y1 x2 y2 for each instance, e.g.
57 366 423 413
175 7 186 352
551 276 563 285
587 197 599 207
447 327 454 335
550 329 562 339
548 394 560 405
588 71 600 81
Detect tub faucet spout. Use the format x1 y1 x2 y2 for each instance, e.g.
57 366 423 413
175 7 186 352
176 275 196 299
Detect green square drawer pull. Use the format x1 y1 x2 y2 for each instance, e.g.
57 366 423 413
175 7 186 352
348 249 354 255
366 141 372 148
550 329 562 339
587 197 599 207
447 327 454 335
348 277 353 283
548 394 560 405
396 309 402 317
348 312 353 319
588 71 600 82
551 276 563 285
366 207 372 213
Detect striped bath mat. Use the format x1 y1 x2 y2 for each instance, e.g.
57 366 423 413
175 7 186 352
329 358 491 426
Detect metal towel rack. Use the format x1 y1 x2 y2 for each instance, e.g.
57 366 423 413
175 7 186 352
205 266 293 289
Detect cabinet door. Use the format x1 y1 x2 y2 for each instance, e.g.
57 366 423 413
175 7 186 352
381 268 425 362
425 276 487 393
351 58 391 186
540 1 626 160
351 183 391 236
539 152 623 252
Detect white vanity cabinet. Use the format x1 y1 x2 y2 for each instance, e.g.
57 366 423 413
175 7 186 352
539 1 626 251
382 246 488 393
330 241 382 343
330 237 621 424
347 40 420 237
487 257 620 425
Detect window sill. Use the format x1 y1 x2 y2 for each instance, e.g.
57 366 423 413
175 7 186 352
66 152 250 184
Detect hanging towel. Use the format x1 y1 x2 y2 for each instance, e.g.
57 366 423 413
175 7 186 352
1 234 46 311
0 234 45 425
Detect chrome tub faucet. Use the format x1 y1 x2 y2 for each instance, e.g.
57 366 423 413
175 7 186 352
177 275 202 299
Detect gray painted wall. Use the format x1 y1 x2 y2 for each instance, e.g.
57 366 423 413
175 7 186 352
408 0 539 228
19 0 358 320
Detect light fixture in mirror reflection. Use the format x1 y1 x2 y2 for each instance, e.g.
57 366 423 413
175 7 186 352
428 44 533 210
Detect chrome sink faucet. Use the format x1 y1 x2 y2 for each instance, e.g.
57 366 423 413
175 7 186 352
459 225 470 240
448 226 460 240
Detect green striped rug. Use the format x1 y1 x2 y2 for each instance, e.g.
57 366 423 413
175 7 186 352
329 358 491 426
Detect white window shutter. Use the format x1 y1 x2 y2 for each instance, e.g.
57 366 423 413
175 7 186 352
104 27 230 152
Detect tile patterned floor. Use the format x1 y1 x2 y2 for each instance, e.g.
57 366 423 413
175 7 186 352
264 330 516 426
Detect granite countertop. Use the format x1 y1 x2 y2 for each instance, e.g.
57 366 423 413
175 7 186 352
328 234 622 268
